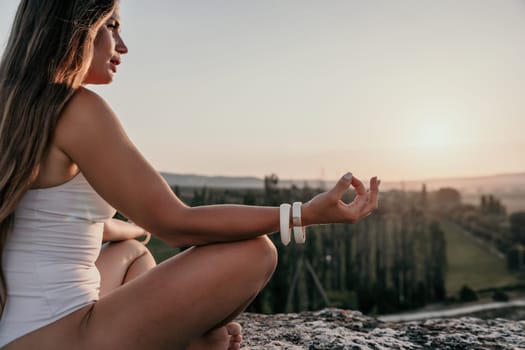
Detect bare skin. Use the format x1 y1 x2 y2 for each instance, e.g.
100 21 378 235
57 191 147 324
187 322 242 350
4 4 379 350
96 224 243 349
99 219 245 349
5 236 277 350
96 239 156 297
94 232 243 349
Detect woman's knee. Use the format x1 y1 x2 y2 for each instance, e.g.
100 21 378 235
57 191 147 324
99 239 156 272
108 239 151 258
241 235 278 282
187 235 277 287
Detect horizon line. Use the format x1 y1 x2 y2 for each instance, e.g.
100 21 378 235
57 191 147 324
159 169 525 185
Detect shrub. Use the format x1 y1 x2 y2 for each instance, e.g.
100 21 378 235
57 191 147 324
459 285 478 302
492 289 509 302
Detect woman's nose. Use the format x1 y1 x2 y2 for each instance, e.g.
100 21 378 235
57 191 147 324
116 34 128 54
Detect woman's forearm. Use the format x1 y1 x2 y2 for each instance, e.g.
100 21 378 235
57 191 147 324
151 174 379 248
161 205 281 247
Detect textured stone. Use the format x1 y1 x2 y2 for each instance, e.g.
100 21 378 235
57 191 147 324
237 308 525 349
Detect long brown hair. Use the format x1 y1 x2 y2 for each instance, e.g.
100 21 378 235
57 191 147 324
0 0 116 316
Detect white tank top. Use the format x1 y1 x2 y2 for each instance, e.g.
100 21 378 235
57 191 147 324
0 172 115 346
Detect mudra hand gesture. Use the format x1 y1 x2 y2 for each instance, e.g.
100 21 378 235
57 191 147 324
302 172 380 226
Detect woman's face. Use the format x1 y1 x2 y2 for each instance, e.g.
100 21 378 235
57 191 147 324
83 5 128 85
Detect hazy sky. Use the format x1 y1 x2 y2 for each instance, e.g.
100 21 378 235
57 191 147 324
1 1 524 181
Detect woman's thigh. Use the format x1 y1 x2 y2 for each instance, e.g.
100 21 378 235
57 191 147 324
7 236 277 350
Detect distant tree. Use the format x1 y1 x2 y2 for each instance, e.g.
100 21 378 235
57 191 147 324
510 211 525 244
242 190 257 205
433 188 461 214
481 195 487 212
421 184 428 211
264 173 280 205
435 188 461 205
480 195 506 215
428 221 447 300
191 186 208 206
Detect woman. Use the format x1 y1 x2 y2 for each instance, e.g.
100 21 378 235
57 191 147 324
0 1 379 349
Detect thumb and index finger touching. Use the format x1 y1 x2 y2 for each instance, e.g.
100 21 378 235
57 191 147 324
313 172 379 224
330 172 380 203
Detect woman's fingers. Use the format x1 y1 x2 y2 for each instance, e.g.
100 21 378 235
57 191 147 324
320 173 380 224
369 177 379 202
350 175 367 196
345 176 379 221
352 190 370 213
370 176 379 192
329 172 353 200
358 177 379 216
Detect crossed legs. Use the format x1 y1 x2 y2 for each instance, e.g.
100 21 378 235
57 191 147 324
5 235 278 350
95 239 251 349
87 235 278 349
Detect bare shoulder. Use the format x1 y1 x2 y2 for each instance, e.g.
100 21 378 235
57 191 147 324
55 87 128 154
52 86 184 237
64 86 110 113
58 87 119 131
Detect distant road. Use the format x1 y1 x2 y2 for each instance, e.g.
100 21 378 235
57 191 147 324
378 299 525 322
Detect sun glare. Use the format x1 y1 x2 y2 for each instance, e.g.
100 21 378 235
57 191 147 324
410 116 460 149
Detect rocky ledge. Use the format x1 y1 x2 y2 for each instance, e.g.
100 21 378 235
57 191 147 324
237 308 525 349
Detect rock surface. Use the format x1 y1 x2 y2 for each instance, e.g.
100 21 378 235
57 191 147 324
236 308 525 349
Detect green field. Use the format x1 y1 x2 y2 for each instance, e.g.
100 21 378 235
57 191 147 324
442 220 521 296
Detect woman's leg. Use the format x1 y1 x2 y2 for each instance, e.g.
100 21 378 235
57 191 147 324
95 240 246 349
96 239 245 350
95 239 157 297
6 235 277 350
88 236 277 350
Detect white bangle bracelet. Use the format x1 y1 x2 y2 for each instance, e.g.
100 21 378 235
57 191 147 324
292 201 306 244
279 203 292 246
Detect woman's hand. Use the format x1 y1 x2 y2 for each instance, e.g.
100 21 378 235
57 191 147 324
301 173 380 226
103 218 151 243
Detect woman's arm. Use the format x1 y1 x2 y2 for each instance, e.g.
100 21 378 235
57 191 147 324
55 88 379 247
103 218 149 242
165 174 378 247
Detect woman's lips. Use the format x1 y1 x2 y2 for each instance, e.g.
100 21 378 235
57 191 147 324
109 59 120 72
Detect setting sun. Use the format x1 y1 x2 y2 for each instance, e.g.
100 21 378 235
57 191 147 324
1 0 522 182
413 119 457 148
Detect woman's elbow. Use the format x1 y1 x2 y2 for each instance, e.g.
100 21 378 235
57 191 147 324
146 204 191 248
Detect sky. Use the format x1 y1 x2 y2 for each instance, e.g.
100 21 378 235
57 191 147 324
1 1 524 182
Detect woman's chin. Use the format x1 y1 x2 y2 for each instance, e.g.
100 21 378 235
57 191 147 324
82 72 115 85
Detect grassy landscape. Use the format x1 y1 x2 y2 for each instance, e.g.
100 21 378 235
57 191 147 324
137 182 525 314
442 220 522 296
144 218 524 302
